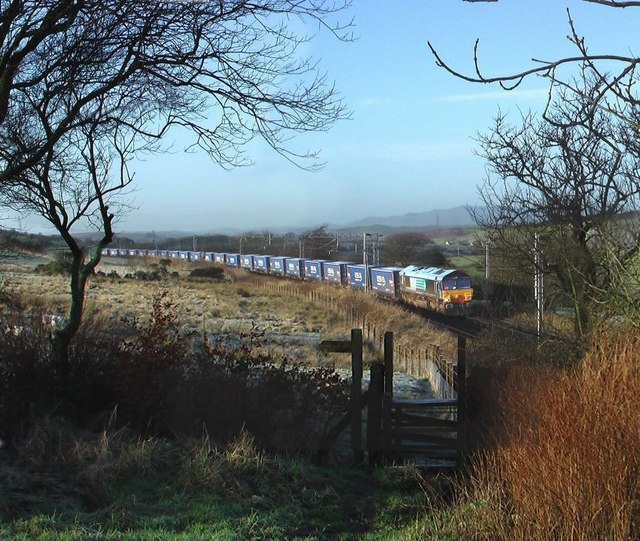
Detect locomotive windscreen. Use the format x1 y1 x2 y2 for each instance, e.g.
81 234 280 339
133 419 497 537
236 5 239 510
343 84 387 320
442 277 471 290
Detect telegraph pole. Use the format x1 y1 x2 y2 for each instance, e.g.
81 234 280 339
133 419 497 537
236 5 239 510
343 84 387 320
363 232 368 291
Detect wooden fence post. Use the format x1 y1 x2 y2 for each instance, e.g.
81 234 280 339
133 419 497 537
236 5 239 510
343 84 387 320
410 348 415 376
383 332 394 457
367 362 384 469
351 328 364 466
456 335 467 455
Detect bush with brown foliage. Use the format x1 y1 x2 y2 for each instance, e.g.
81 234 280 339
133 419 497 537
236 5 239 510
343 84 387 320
461 326 640 541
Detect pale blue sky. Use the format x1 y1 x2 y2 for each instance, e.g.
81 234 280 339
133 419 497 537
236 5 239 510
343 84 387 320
15 1 640 234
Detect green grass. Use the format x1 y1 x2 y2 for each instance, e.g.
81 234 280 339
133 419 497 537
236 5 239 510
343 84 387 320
0 425 459 541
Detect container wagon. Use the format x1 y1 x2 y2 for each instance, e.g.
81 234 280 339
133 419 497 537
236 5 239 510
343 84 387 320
285 258 305 279
322 261 350 286
254 255 270 273
240 255 255 270
370 267 403 297
269 256 286 275
225 253 240 267
304 260 327 281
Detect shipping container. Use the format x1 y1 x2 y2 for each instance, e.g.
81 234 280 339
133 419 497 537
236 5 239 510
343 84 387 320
322 261 351 285
346 264 369 289
304 259 327 281
285 258 305 278
225 253 240 267
269 256 286 275
254 255 270 273
370 267 403 296
214 253 226 264
204 252 216 262
240 254 255 270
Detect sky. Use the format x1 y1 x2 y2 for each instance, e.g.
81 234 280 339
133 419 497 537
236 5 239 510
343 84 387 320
11 1 640 235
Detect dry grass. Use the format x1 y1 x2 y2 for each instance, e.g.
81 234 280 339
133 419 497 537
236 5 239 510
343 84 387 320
1 257 455 368
462 325 640 541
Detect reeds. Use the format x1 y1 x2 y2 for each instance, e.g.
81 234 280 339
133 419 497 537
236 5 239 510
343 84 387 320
464 326 640 540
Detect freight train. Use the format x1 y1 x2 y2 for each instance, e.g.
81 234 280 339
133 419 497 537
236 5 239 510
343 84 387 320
103 248 474 316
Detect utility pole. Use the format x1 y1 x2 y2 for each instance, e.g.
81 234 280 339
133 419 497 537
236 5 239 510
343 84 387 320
371 234 380 265
363 232 369 291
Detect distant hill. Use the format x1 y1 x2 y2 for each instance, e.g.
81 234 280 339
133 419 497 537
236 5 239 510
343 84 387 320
346 206 478 228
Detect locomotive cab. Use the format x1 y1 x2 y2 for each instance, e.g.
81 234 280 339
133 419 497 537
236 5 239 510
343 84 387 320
399 266 473 314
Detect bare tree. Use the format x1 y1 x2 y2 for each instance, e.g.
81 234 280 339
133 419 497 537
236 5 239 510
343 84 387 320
0 0 83 127
1 100 141 368
473 83 640 338
1 0 353 367
300 224 337 259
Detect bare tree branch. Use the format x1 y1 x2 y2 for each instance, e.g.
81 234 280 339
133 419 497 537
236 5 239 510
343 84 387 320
429 2 640 123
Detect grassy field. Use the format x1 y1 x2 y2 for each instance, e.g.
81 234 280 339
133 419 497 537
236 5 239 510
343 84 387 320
0 418 455 540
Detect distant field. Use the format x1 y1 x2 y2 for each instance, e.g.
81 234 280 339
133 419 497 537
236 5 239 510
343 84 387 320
2 255 454 367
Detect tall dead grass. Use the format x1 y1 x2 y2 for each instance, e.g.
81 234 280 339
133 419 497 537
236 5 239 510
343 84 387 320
464 326 640 540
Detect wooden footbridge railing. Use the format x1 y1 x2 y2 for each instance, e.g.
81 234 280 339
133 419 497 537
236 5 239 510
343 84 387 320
317 330 467 469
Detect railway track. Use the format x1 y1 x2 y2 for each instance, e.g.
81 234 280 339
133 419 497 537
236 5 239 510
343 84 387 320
393 300 486 338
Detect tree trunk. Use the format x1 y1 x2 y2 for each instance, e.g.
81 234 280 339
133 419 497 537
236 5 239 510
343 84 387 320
52 251 90 379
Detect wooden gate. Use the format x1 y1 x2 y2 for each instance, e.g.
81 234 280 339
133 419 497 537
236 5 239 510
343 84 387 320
318 330 467 469
386 398 459 467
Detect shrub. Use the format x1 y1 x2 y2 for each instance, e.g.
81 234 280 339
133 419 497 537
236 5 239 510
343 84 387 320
34 254 73 275
0 292 349 456
123 270 162 281
0 312 56 437
190 267 224 280
463 325 640 541
237 286 252 297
